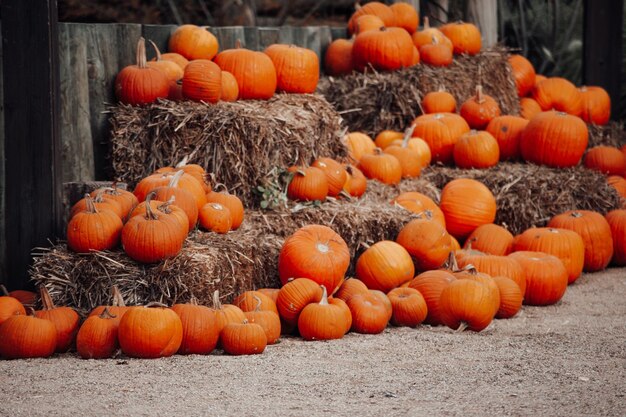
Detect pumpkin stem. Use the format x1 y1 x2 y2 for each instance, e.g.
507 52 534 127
111 285 126 307
423 16 430 29
168 169 185 188
84 194 99 214
212 290 222 310
175 155 190 168
25 306 37 317
148 39 163 61
571 211 583 218
475 85 485 104
445 251 459 271
456 322 468 332
338 190 353 200
136 37 148 69
38 285 56 310
402 125 416 148
189 295 199 305
235 39 242 49
99 307 117 320
157 196 176 214
144 301 168 308
295 168 307 177
0 284 9 296
144 192 159 220
319 285 329 305
253 295 263 312
354 2 362 11
212 182 229 193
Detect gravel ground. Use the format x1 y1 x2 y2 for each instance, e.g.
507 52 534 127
1 268 625 417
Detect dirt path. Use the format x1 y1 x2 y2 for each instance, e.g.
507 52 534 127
1 268 625 417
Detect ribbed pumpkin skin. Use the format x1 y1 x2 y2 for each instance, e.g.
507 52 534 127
520 111 589 168
76 310 119 359
35 287 80 353
129 200 189 238
221 322 267 355
276 278 323 326
233 291 279 315
134 172 207 210
460 87 501 130
548 210 614 272
347 292 392 334
220 71 239 101
606 210 626 266
407 270 456 325
584 146 626 176
67 204 123 253
389 137 432 168
0 296 25 325
347 1 396 34
278 225 350 294
355 241 415 292
353 15 385 34
214 47 277 100
205 191 244 230
455 251 526 295
412 17 453 50
453 271 500 317
387 287 427 327
344 132 377 162
520 97 543 120
312 158 348 197
440 21 482 55
384 144 422 178
169 25 219 60
324 38 354 76
0 314 57 359
352 27 414 72
508 54 536 97
492 276 523 319
486 116 529 161
439 178 497 240
182 59 222 103
422 91 457 114
298 287 347 341
607 176 626 199
579 86 611 125
244 309 281 345
122 208 185 263
153 186 198 230
509 251 568 306
393 192 446 228
396 219 451 271
154 52 189 70
329 297 352 334
343 165 368 198
118 306 183 358
390 2 419 33
453 130 500 169
439 280 494 331
375 130 404 149
359 153 403 185
463 223 514 256
532 77 583 116
419 42 453 67
171 303 219 355
198 202 232 234
412 113 470 164
264 44 319 93
334 279 369 303
115 38 169 105
287 166 329 202
513 227 585 284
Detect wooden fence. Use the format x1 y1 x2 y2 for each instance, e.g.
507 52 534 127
59 23 347 184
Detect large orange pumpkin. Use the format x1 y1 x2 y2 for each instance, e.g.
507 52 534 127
440 21 482 55
396 218 451 271
118 303 183 358
412 112 470 164
453 130 500 169
485 115 529 161
532 77 583 116
508 251 568 306
387 287 427 327
520 111 588 168
606 210 626 266
579 86 611 125
168 24 219 60
439 178 497 240
439 280 494 331
508 54 536 97
584 146 626 176
352 27 414 72
347 2 396 35
356 241 415 292
278 225 350 294
422 89 457 114
324 38 354 76
181 59 222 103
264 44 319 93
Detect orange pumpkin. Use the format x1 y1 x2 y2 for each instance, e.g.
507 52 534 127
455 251 526 295
76 308 121 359
579 86 611 125
584 146 626 176
353 14 386 34
205 189 244 230
355 241 415 292
152 171 199 230
519 97 543 120
352 27 414 72
221 320 267 355
287 166 329 202
439 178 497 240
171 298 219 355
440 21 482 55
35 286 80 353
324 38 354 76
606 210 626 266
264 44 319 94
607 176 626 199
334 278 369 304
312 157 348 198
168 24 219 60
0 310 57 359
146 40 184 84
278 225 350 294
67 195 123 253
439 279 494 331
346 291 391 334
244 297 281 345
198 202 232 234
344 132 377 162
486 115 529 161
220 71 239 102
492 276 523 319
343 165 368 198
532 77 583 116
181 59 222 103
375 130 404 149
276 278 323 326
422 89 457 114
384 132 423 178
460 85 501 130
359 150 403 185
298 285 348 340
453 130 500 169
407 270 456 326
387 287 427 327
393 191 446 228
412 17 453 50
151 52 188 70
348 1 396 34
463 223 514 256
508 54 536 97
0 288 25 325
508 251 568 306
396 219 451 271
412 112 470 164
390 2 419 34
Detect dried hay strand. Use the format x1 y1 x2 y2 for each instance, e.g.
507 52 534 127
108 94 347 207
422 163 622 235
317 46 519 136
30 229 279 314
587 121 626 148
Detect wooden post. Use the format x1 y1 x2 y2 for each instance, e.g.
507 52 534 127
0 20 5 281
1 0 62 289
466 0 498 47
583 0 623 120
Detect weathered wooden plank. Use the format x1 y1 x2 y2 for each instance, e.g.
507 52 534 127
142 24 177 60
244 27 260 51
0 19 5 282
217 26 247 49
330 27 348 40
257 27 280 49
85 23 142 180
2 0 62 289
279 26 295 44
58 24 95 183
467 0 498 47
583 0 623 120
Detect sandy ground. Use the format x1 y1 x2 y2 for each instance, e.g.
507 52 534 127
0 268 624 417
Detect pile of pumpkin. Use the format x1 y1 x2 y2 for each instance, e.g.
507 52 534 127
116 24 321 106
325 2 482 75
66 163 244 262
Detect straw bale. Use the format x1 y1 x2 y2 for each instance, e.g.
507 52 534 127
588 121 626 149
317 46 519 136
108 94 347 207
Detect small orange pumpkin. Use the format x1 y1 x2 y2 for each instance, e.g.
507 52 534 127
453 130 500 169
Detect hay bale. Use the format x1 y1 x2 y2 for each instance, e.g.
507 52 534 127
588 121 626 148
317 47 519 136
31 199 416 311
422 163 622 235
108 94 347 207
